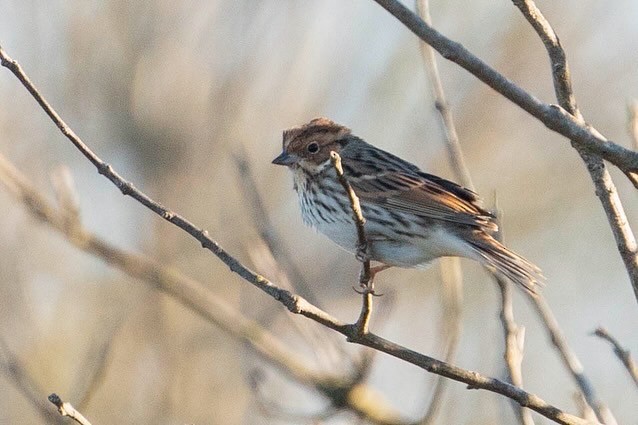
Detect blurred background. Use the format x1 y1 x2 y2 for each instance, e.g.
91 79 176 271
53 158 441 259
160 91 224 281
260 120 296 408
1 0 637 423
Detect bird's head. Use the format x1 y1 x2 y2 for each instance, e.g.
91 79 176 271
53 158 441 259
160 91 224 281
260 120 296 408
272 118 352 171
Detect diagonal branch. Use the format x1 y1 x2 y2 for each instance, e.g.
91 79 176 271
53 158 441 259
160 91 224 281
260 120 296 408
0 45 597 425
368 1 638 185
592 327 638 388
531 297 616 425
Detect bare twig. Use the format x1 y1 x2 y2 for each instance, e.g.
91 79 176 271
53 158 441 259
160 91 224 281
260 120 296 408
531 297 615 425
239 153 368 374
488 202 535 425
0 153 405 425
592 327 638 388
330 151 374 335
247 239 354 371
497 274 534 425
48 394 93 425
414 3 528 423
74 324 121 410
0 46 597 425
415 0 473 191
574 393 599 424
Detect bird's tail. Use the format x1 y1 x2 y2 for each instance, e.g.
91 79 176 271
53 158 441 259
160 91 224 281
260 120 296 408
469 234 543 294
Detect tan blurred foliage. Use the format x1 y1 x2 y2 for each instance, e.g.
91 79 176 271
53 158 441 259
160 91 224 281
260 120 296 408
0 0 637 424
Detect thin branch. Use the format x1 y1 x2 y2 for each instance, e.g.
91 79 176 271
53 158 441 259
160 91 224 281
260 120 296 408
240 169 380 418
531 297 616 425
367 1 638 184
510 0 580 116
592 327 638 388
489 202 535 425
414 3 529 423
574 393 599 424
247 238 359 374
48 394 93 425
510 0 638 308
330 151 374 335
0 47 598 425
415 0 473 191
497 274 534 425
0 153 406 425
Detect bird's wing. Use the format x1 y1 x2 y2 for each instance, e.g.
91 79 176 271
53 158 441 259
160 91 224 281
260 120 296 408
349 170 497 231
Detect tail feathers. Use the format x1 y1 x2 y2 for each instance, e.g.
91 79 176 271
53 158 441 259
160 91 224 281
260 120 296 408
469 236 544 295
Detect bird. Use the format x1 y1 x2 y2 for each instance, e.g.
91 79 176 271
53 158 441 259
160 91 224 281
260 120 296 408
272 117 542 294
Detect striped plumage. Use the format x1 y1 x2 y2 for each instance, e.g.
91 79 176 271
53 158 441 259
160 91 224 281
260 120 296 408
272 118 542 293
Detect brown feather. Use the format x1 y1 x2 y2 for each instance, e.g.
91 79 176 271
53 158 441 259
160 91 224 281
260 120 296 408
347 169 497 232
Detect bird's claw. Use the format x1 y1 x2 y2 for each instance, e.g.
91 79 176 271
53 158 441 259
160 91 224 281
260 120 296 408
352 285 383 297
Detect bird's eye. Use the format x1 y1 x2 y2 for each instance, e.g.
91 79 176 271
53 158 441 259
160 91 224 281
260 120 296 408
307 142 319 154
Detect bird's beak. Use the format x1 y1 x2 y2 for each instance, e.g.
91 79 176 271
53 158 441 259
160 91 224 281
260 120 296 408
272 151 297 167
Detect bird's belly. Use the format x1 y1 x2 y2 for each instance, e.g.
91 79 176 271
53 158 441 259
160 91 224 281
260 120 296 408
297 189 474 267
315 218 474 269
313 219 359 253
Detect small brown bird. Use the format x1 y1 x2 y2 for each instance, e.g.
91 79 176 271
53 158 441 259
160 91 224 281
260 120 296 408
272 118 542 293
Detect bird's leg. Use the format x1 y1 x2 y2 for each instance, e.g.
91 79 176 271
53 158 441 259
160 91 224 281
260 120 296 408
355 240 370 263
357 263 390 295
369 264 392 281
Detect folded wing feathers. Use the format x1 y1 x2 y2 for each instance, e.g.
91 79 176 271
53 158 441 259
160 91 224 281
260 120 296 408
350 171 497 232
